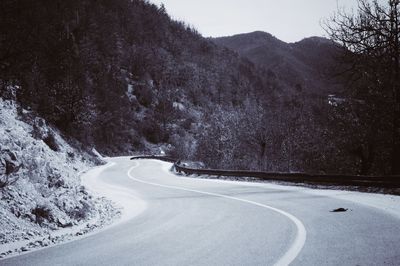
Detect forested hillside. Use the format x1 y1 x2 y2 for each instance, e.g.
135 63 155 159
0 0 394 175
214 32 344 98
213 31 395 175
1 0 270 154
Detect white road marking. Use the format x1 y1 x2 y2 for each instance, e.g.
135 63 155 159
128 161 307 266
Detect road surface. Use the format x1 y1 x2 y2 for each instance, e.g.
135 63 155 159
2 157 400 265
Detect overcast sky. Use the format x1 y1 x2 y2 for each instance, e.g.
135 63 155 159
149 0 359 43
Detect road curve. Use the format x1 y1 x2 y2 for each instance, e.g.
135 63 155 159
2 157 400 265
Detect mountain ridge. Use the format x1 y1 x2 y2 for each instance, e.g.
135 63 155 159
213 31 342 97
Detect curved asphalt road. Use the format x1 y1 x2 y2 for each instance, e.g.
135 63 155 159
1 158 400 265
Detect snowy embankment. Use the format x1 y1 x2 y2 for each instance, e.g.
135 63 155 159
81 157 147 226
0 99 119 259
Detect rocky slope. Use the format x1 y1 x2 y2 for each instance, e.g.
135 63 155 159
0 97 118 258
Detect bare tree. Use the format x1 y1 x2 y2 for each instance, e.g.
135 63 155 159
324 0 400 174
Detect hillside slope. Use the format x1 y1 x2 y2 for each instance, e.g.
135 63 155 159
1 1 392 176
213 31 343 97
212 31 392 175
1 0 269 156
0 98 118 258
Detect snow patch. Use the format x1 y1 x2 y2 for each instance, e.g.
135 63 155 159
81 159 147 226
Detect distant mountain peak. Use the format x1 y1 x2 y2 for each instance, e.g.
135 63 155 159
212 30 341 97
216 31 284 44
239 31 275 38
294 36 333 45
213 31 287 54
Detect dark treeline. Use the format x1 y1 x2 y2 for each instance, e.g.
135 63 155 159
324 0 400 175
0 0 397 175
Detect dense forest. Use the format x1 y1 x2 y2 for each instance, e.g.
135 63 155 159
1 0 398 175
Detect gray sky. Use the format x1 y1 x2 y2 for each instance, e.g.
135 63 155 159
149 0 359 43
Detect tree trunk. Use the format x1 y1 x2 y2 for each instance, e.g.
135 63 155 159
359 143 375 175
391 0 400 174
259 141 266 171
391 99 400 174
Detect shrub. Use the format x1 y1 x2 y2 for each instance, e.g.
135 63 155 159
67 201 91 221
47 173 65 188
136 85 153 107
0 150 21 188
0 175 19 188
43 133 60 151
31 205 52 225
141 119 162 143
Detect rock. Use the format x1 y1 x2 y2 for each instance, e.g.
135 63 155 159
79 186 87 194
58 218 72 228
0 149 22 175
22 213 36 222
21 246 29 252
0 158 7 176
32 117 49 140
0 85 18 100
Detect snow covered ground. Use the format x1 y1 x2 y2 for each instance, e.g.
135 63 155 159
80 158 147 226
0 99 119 259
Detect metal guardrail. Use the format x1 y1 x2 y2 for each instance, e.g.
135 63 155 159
130 155 177 163
131 155 400 188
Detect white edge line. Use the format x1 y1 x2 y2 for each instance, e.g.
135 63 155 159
128 161 307 266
